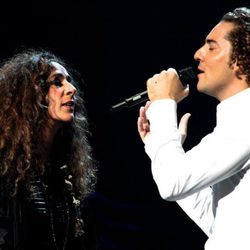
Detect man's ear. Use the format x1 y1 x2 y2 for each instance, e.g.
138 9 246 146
231 60 244 80
230 59 239 71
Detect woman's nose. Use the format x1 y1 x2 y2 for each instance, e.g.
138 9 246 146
65 82 77 96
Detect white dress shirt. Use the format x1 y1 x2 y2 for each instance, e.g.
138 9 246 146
145 88 250 250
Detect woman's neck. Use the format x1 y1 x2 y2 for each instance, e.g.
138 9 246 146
42 120 63 163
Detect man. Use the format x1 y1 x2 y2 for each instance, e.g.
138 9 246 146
137 7 250 250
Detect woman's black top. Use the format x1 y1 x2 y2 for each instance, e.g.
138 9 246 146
0 166 99 250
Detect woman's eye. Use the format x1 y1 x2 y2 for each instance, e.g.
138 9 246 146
52 78 63 87
66 76 72 83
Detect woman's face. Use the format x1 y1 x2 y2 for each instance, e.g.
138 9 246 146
46 62 77 123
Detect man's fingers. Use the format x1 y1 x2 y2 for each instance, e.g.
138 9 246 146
179 113 191 144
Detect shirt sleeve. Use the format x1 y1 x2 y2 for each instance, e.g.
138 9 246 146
176 187 214 236
145 99 250 201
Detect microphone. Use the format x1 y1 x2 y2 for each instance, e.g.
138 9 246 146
110 66 196 112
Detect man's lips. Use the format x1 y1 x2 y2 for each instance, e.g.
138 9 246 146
197 67 205 78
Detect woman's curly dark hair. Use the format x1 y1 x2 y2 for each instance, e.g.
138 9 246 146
0 48 96 197
221 7 250 84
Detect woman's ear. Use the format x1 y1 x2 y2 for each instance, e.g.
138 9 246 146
45 94 49 104
39 95 49 109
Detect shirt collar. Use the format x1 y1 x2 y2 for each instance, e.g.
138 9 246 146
216 88 250 128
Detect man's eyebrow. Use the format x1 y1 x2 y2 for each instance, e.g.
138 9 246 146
205 38 218 45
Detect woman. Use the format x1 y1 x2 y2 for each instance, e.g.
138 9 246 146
0 49 97 249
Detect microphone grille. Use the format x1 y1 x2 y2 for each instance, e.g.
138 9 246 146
178 66 196 87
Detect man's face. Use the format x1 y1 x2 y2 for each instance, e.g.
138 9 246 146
194 21 237 101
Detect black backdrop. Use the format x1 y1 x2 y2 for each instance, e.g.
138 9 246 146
1 1 249 249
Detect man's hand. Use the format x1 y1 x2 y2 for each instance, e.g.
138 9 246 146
137 100 191 144
147 68 189 103
137 101 151 143
179 113 191 144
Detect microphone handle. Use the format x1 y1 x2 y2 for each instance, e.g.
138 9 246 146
111 90 148 111
110 66 195 112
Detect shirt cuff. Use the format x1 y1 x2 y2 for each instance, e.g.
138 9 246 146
145 99 180 159
146 99 177 133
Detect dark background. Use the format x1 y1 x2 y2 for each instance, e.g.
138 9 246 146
1 1 249 249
